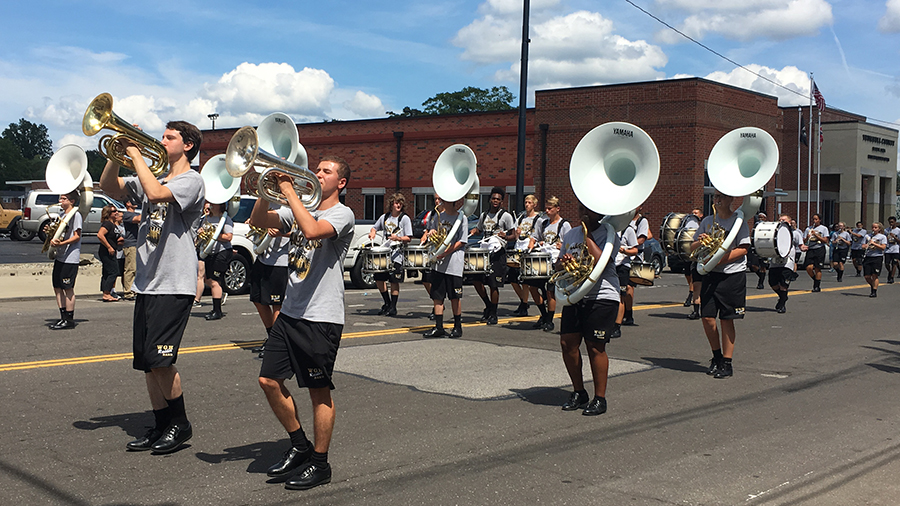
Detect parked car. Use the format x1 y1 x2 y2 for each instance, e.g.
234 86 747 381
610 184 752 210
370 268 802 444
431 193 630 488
45 194 127 237
0 207 27 240
641 237 667 275
19 190 62 241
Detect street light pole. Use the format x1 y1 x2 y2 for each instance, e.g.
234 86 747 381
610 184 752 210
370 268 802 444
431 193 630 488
207 113 219 130
514 0 530 214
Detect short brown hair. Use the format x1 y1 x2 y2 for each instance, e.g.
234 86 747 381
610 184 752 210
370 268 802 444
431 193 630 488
320 155 351 184
388 192 406 211
166 120 202 161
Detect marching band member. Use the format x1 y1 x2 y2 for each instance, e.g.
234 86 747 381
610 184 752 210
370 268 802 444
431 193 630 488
100 121 204 454
251 156 354 491
862 222 887 298
831 222 851 282
768 215 797 313
691 191 750 379
849 221 867 276
507 195 540 316
683 208 703 309
612 222 638 338
885 216 899 284
556 201 621 416
368 193 412 317
623 206 650 326
199 201 233 321
48 190 83 330
791 219 804 271
528 197 571 332
424 197 468 338
419 193 442 320
248 220 291 358
748 213 768 289
801 213 830 292
686 208 704 320
469 187 515 325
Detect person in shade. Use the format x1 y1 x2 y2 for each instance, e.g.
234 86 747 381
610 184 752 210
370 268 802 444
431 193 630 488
556 201 621 416
862 222 887 298
423 197 468 338
120 199 141 300
48 190 83 330
251 155 354 491
97 205 122 302
885 217 899 284
683 207 703 310
611 222 638 338
368 193 412 316
768 215 798 313
507 194 540 316
198 201 234 321
831 222 851 282
801 213 830 292
469 187 515 324
691 192 750 379
849 221 867 277
100 120 204 455
686 208 704 320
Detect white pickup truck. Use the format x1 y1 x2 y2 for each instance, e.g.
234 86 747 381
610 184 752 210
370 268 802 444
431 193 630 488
224 196 383 294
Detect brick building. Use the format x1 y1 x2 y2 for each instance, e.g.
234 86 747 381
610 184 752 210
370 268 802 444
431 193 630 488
199 77 897 228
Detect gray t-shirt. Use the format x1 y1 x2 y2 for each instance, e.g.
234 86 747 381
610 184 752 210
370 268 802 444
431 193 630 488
200 214 234 255
56 211 83 265
804 225 829 250
125 171 205 296
615 226 638 267
886 227 900 254
434 210 467 277
559 224 621 303
850 228 867 250
833 231 851 250
373 213 412 263
532 217 572 263
260 235 291 267
698 212 751 274
513 213 539 251
122 211 140 248
864 233 887 258
277 203 355 324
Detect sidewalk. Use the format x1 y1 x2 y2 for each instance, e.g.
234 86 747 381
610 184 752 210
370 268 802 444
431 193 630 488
0 256 103 301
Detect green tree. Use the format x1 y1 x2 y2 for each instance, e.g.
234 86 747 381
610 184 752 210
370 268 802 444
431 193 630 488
2 118 53 160
0 137 46 189
386 86 515 117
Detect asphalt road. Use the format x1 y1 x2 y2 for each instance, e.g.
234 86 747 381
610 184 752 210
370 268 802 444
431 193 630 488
0 235 101 264
2 272 900 505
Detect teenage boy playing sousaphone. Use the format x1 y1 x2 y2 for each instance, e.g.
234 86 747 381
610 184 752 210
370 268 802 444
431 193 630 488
100 121 205 454
48 190 83 330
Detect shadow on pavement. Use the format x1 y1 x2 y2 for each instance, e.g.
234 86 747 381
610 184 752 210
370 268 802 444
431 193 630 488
641 356 707 373
72 411 153 439
510 386 570 407
195 439 289 474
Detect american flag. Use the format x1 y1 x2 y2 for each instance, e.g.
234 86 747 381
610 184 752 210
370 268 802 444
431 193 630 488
812 81 825 111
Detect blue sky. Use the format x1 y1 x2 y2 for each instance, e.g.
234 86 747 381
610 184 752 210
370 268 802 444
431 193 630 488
1 0 898 150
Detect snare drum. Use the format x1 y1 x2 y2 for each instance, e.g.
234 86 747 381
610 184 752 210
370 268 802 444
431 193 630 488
675 226 698 262
362 246 392 274
506 249 523 268
752 221 792 260
660 212 687 256
629 261 655 286
403 244 432 271
520 251 553 280
463 247 492 275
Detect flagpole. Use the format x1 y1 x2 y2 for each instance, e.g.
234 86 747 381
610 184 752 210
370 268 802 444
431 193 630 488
816 109 821 215
807 73 813 226
797 107 801 219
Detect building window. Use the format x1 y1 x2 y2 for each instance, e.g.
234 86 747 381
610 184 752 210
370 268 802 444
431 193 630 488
415 193 436 218
364 194 385 220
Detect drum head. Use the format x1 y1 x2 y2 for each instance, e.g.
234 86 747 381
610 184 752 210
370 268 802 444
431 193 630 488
775 223 792 258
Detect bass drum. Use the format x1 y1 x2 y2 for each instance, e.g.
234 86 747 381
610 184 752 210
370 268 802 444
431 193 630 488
675 220 700 262
752 221 793 260
660 212 687 256
629 261 655 286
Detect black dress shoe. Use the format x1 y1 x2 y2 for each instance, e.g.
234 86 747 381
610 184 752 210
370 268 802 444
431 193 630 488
204 311 224 321
811 286 821 293
687 310 700 320
756 281 765 290
267 446 313 478
428 311 435 321
485 313 498 325
683 293 693 307
582 396 607 416
377 304 389 316
150 422 192 454
622 317 635 326
284 462 331 491
449 327 462 339
423 327 447 338
706 358 721 376
512 302 529 316
50 319 75 330
387 306 397 316
714 361 733 379
542 320 555 333
610 326 621 338
561 391 589 411
479 307 490 323
531 316 546 329
126 428 163 451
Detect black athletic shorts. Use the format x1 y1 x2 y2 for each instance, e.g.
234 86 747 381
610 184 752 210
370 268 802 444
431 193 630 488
560 298 618 343
471 251 507 289
421 270 433 284
803 247 826 269
506 266 522 284
250 260 288 306
132 294 193 371
259 314 342 390
616 264 631 294
690 263 705 284
52 261 79 290
832 248 849 264
885 252 900 266
700 271 746 320
430 271 463 301
851 249 865 261
768 266 793 288
373 262 405 284
204 249 233 282
863 256 883 277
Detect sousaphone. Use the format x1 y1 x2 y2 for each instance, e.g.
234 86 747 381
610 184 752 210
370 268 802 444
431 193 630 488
43 145 95 259
428 144 478 255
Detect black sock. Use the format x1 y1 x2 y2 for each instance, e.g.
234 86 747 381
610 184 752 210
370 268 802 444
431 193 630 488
66 310 74 322
625 309 633 320
757 271 766 282
153 407 171 431
777 289 788 302
380 291 390 305
692 304 699 312
311 451 328 467
213 297 222 313
166 394 188 425
288 428 311 451
813 279 821 289
265 326 272 339
723 357 733 365
712 349 723 360
537 304 548 317
434 314 444 330
58 307 66 320
837 269 843 280
390 294 398 307
454 314 462 328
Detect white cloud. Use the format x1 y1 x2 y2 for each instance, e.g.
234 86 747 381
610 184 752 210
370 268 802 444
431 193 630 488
699 64 812 106
880 0 900 32
342 91 386 118
654 0 834 43
454 6 666 88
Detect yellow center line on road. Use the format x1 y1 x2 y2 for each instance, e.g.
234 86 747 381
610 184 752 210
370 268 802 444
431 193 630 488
0 283 873 373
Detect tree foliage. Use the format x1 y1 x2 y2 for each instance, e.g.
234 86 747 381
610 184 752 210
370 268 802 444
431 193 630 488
0 118 54 190
387 86 515 117
2 118 53 160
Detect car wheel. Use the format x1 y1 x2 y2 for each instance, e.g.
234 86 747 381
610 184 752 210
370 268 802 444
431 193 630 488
224 253 251 295
651 255 663 276
12 222 35 241
37 219 51 242
349 256 376 289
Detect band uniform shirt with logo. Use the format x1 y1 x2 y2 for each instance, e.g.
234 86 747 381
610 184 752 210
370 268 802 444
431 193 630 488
559 224 621 303
851 228 867 250
476 209 515 253
833 230 851 251
373 213 412 264
433 210 468 277
804 225 829 250
124 171 205 296
513 213 539 251
886 227 900 255
532 217 572 263
260 235 291 267
864 232 887 258
276 204 355 325
615 226 638 268
200 214 234 255
55 211 83 265
697 213 751 274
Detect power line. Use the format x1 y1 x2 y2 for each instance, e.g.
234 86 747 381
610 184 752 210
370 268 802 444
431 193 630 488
623 0 900 129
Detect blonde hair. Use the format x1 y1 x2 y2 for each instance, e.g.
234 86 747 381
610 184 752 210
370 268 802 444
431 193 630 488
545 196 560 208
524 194 538 205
